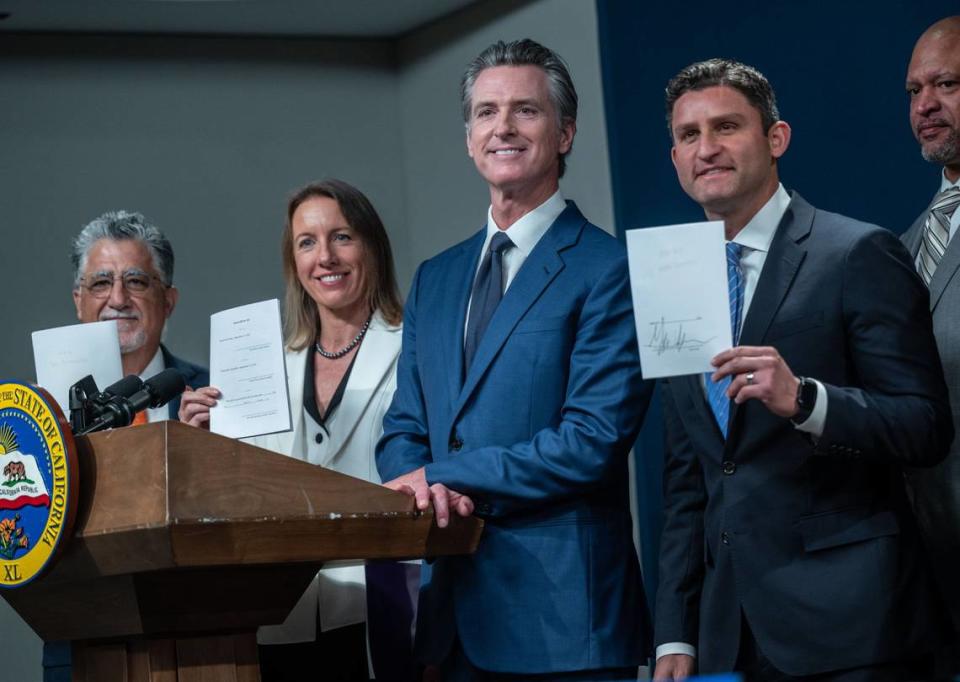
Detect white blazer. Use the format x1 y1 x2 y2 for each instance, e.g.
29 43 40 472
247 311 401 644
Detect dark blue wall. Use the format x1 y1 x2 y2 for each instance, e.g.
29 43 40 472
596 0 959 611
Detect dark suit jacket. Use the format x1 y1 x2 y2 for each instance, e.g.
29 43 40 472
902 199 960 634
160 344 208 420
377 202 653 674
655 193 952 676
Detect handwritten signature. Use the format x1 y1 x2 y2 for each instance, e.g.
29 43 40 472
645 316 716 355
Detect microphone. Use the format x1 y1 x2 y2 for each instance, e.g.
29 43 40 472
77 369 186 435
69 374 143 433
101 375 144 401
125 368 187 416
68 373 147 433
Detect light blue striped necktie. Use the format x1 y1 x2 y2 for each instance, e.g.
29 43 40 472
707 241 744 438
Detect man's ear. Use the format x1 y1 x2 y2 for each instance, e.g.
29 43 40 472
558 119 577 155
768 120 791 160
164 286 179 319
72 288 83 321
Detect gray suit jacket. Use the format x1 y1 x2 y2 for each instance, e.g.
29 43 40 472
902 202 960 631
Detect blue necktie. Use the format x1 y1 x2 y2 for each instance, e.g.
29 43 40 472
707 241 744 438
465 232 513 368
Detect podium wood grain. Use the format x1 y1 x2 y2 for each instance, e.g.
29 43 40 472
1 421 482 681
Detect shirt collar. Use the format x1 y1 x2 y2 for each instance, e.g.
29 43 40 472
940 169 960 192
138 346 166 380
485 190 566 257
731 183 791 253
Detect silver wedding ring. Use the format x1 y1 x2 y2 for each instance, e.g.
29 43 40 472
746 372 755 385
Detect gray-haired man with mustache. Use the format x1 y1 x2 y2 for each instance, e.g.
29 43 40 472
70 210 208 420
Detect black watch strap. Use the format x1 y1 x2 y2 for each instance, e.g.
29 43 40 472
791 376 817 425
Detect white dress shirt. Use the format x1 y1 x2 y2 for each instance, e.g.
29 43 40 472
716 184 827 437
138 348 169 423
657 184 828 663
464 190 567 338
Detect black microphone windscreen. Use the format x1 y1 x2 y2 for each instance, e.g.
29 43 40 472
143 368 186 408
103 375 144 399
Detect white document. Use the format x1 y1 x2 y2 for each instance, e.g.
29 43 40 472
626 221 732 379
32 320 123 414
209 299 291 439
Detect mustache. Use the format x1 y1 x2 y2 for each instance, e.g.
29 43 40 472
99 311 139 321
917 119 951 132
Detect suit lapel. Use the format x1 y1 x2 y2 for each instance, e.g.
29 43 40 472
929 226 960 312
901 197 960 312
439 230 486 404
161 345 203 420
738 195 809 345
673 373 726 449
728 193 809 435
452 203 582 422
276 346 307 454
902 212 925 259
319 313 400 466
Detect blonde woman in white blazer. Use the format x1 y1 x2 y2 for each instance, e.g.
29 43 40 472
179 179 414 681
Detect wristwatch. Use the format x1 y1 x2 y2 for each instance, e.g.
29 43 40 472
791 376 817 425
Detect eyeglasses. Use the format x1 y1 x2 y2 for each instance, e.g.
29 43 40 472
78 270 170 298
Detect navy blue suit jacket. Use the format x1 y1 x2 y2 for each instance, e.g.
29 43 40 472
377 202 653 674
655 194 953 675
160 344 208 420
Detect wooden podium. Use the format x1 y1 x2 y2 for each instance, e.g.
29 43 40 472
1 421 483 681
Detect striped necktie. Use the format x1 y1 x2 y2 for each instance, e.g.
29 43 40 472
918 187 960 286
707 241 744 438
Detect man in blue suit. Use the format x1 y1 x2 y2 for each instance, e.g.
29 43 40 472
377 39 653 679
652 59 953 682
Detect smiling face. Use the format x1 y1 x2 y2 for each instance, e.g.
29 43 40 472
466 65 575 204
907 21 960 182
670 85 790 235
291 196 369 321
72 238 177 373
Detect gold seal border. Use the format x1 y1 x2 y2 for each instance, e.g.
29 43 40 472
0 382 74 587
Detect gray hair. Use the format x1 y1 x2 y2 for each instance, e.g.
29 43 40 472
71 210 174 287
665 58 780 136
460 38 578 177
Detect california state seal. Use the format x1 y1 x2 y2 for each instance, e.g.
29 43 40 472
0 382 77 587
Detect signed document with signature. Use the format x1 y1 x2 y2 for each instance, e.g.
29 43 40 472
209 298 291 439
626 221 731 378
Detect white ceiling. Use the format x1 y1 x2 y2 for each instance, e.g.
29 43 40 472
0 0 480 37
